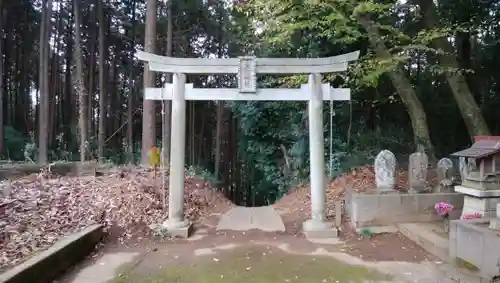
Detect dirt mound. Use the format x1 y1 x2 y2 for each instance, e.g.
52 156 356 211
273 165 410 220
0 166 232 269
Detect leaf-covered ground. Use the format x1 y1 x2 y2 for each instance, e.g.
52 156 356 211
0 164 438 272
273 165 416 220
0 166 233 269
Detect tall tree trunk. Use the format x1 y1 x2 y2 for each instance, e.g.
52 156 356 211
418 0 490 137
162 2 172 166
140 0 157 165
88 1 96 138
127 0 137 164
73 0 88 162
214 5 225 179
38 0 53 164
359 17 436 160
63 10 74 151
214 103 222 178
0 5 4 156
97 0 106 163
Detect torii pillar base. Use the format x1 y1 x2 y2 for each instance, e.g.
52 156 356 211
302 220 338 239
161 219 193 238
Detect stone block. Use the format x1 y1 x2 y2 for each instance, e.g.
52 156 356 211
159 219 194 238
0 224 103 283
397 223 448 262
464 196 499 212
450 219 500 279
302 220 338 238
489 219 500 230
461 195 500 218
167 224 193 238
345 192 464 228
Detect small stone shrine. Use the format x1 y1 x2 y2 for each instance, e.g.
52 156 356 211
451 136 500 218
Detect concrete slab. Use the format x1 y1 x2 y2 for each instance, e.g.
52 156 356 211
217 206 285 232
397 222 449 262
70 252 139 283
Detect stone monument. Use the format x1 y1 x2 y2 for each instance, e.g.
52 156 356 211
374 150 396 192
408 152 428 193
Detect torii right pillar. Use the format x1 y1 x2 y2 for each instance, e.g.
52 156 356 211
302 73 339 238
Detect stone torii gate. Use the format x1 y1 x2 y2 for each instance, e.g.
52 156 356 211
136 50 360 238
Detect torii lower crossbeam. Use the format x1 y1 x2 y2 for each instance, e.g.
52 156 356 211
145 84 351 101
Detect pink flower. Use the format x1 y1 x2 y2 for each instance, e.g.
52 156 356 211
461 213 482 220
434 201 454 216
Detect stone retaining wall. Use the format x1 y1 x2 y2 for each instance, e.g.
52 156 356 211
345 192 464 228
449 219 500 280
0 224 103 283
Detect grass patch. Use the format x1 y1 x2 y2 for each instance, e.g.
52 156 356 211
108 246 392 283
455 257 480 272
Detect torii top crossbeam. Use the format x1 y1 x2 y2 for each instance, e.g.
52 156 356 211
135 50 360 74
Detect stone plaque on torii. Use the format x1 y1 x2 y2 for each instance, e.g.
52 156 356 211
136 50 360 238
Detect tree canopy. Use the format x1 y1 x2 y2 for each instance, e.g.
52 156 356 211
1 0 500 205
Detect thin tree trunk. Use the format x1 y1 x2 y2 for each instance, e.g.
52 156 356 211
127 0 137 164
418 0 490 137
38 0 52 164
0 5 4 156
97 0 106 163
140 0 157 165
214 103 222 178
73 0 88 162
214 5 225 178
162 1 172 167
63 10 74 151
88 1 96 138
359 17 436 160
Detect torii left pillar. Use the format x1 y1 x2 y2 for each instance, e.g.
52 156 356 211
302 73 338 239
162 73 193 237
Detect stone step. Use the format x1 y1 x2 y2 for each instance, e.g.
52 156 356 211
397 222 449 262
216 206 286 232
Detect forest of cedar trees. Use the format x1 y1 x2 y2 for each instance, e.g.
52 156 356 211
1 0 500 206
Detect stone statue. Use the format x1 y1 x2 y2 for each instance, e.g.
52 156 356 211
459 156 468 180
437 157 454 192
408 152 429 193
374 150 396 192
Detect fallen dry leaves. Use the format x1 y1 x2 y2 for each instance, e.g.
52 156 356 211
273 165 431 220
0 166 232 269
0 164 439 271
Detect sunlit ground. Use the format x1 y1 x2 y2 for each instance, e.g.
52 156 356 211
108 246 392 283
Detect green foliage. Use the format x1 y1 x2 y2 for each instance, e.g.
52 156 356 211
187 165 219 186
3 126 30 161
359 228 374 239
